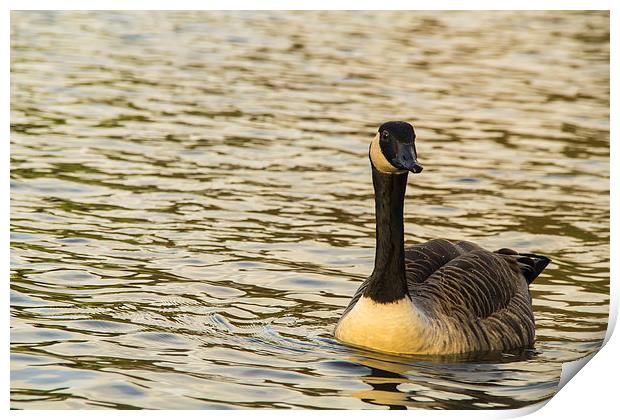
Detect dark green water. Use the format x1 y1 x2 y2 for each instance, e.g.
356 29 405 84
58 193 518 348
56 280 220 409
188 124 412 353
11 11 609 409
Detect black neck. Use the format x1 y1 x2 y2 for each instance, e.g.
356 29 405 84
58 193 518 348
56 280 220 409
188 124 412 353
364 165 409 303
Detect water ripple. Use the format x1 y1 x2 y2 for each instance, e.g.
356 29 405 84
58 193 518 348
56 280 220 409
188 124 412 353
11 10 609 409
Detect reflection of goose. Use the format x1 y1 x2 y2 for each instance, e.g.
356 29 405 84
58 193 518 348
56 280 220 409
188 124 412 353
346 350 541 409
335 121 550 355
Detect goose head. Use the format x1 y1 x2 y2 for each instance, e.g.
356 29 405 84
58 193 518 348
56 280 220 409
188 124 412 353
369 121 423 174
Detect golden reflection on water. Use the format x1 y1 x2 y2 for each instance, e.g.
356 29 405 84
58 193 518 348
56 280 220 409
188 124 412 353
11 11 609 409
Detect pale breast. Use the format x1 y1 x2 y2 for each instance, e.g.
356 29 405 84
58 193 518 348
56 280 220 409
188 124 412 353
334 296 444 354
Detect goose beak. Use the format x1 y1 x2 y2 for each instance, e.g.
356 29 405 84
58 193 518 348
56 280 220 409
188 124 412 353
392 143 423 174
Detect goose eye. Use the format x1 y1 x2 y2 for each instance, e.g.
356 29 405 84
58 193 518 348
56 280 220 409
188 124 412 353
381 130 389 139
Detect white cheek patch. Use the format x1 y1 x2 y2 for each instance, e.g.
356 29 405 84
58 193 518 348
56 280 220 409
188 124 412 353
369 133 405 174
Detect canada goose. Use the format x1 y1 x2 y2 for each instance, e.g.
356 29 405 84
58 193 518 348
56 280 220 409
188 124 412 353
334 121 550 355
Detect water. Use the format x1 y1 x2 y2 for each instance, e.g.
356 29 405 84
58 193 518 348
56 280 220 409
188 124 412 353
10 11 609 409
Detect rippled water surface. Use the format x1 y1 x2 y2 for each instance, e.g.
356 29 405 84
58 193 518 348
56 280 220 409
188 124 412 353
11 11 609 409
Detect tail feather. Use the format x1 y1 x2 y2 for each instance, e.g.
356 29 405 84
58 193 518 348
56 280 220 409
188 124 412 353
517 253 551 284
495 248 551 285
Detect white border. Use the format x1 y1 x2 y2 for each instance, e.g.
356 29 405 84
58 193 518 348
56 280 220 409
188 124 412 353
4 0 618 11
4 1 616 419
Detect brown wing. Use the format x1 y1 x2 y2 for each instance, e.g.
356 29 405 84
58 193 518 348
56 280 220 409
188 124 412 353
404 238 479 286
409 245 537 351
